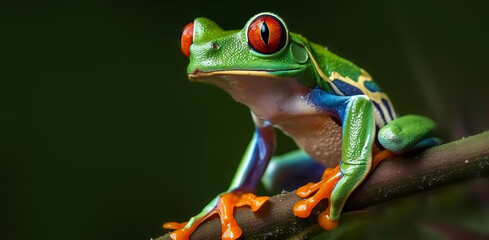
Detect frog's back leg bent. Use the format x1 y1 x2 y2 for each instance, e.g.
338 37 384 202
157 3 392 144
327 95 376 222
291 89 377 229
378 115 441 154
329 114 441 222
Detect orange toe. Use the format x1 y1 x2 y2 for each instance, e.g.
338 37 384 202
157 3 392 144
318 210 338 230
163 222 188 230
296 181 324 198
372 150 396 169
321 167 336 179
166 217 210 240
234 193 269 212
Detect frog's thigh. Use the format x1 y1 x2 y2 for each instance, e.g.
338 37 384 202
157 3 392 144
262 149 325 193
378 115 441 154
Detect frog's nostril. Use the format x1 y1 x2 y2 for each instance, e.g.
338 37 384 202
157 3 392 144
212 42 219 50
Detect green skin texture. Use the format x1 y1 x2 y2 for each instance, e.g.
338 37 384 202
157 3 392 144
182 13 438 230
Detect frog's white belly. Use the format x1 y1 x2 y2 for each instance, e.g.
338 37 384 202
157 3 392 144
196 73 343 167
273 113 342 167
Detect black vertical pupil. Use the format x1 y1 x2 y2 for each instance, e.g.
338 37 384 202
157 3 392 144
260 21 270 45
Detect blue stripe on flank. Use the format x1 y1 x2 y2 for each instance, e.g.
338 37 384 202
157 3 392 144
305 87 351 120
332 79 363 96
364 81 382 93
381 98 395 120
372 101 387 124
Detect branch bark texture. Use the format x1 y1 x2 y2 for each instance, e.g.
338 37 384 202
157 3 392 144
157 131 489 240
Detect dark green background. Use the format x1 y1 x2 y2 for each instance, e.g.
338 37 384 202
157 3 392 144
2 0 488 239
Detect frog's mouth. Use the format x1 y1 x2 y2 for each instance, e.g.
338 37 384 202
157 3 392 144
188 68 304 96
187 69 310 115
188 68 301 82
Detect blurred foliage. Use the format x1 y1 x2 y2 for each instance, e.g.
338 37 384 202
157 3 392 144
1 0 488 240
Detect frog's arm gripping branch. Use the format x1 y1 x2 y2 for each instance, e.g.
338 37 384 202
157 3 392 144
158 131 489 240
162 121 276 240
229 122 275 193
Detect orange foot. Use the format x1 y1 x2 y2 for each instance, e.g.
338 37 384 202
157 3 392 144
292 150 396 230
163 192 269 240
293 165 342 230
372 149 397 169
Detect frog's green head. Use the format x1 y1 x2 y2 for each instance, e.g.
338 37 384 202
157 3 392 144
179 12 319 90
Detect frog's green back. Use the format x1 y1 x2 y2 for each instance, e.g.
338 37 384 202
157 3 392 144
303 38 398 126
308 42 363 83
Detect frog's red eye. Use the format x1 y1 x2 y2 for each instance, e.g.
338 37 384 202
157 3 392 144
180 22 194 58
247 15 286 54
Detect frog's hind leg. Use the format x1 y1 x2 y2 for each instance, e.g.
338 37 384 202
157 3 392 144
293 95 378 230
262 149 326 194
378 114 441 154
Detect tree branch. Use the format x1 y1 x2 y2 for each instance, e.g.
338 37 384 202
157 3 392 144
156 131 489 240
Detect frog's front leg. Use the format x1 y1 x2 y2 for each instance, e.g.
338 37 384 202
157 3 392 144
164 117 275 240
293 94 376 230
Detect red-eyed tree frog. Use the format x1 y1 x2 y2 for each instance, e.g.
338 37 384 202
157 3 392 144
164 12 440 240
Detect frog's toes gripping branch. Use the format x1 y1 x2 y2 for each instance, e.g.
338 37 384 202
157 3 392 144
292 166 342 230
163 192 268 240
291 150 397 230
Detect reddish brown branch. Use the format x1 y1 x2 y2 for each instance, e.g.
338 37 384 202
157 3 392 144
156 132 489 240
